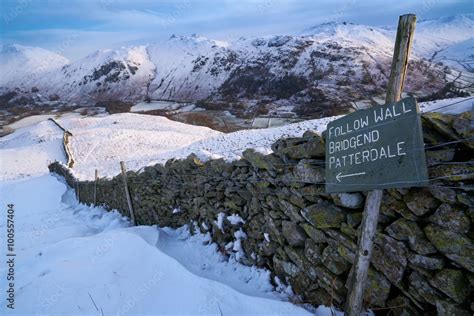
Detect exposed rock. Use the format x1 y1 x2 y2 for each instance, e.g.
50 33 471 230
303 131 326 157
403 188 439 216
295 185 325 202
272 132 325 159
408 271 443 304
304 238 322 265
273 255 300 278
331 192 364 209
313 265 347 304
289 194 307 208
429 187 457 203
292 159 325 183
429 203 470 233
385 218 437 255
424 224 474 272
300 223 327 243
336 244 355 263
387 295 420 316
435 300 471 316
242 149 281 171
284 246 306 269
423 112 456 141
326 230 357 253
305 288 331 307
429 269 469 303
279 199 305 222
426 148 455 164
321 245 349 275
452 111 474 149
408 253 445 270
364 268 391 307
385 218 419 241
264 214 285 245
347 212 363 227
301 201 345 229
429 164 474 181
457 192 473 208
282 221 307 247
340 222 357 239
372 234 407 284
382 195 417 220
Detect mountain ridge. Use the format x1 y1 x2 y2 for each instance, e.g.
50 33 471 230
1 15 472 117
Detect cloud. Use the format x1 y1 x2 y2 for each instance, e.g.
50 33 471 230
1 0 472 60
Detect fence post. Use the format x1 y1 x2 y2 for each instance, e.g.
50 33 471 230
94 169 98 205
75 180 80 202
120 161 137 226
345 14 416 315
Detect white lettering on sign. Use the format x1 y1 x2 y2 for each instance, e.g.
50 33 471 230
328 141 406 169
327 101 412 171
325 97 428 193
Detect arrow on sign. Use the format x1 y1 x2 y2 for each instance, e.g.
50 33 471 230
336 172 367 183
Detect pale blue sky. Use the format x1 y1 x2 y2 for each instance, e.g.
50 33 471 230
1 0 472 60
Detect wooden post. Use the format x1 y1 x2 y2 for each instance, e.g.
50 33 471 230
75 181 78 200
93 169 98 204
345 14 416 315
120 161 136 226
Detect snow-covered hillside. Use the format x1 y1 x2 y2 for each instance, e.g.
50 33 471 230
414 14 474 57
39 46 156 101
1 15 472 115
0 44 69 89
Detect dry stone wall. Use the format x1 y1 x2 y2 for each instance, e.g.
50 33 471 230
49 111 473 315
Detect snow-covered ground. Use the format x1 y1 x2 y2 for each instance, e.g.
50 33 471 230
0 111 337 315
61 113 221 180
65 113 337 180
0 176 315 315
0 96 470 315
418 96 473 114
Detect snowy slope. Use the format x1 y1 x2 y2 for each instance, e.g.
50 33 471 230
0 175 315 315
0 119 65 180
0 44 69 88
61 113 221 180
38 46 155 101
433 37 474 72
414 14 474 57
147 35 235 101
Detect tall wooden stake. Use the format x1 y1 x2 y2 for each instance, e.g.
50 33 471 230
345 14 416 315
120 161 137 226
94 169 98 205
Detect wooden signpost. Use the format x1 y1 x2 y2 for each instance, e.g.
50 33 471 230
322 14 421 315
325 97 427 193
120 161 137 226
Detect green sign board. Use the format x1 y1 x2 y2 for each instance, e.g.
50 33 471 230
325 97 428 193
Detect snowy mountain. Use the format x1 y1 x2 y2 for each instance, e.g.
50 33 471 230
0 44 69 89
1 15 473 116
38 46 155 101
